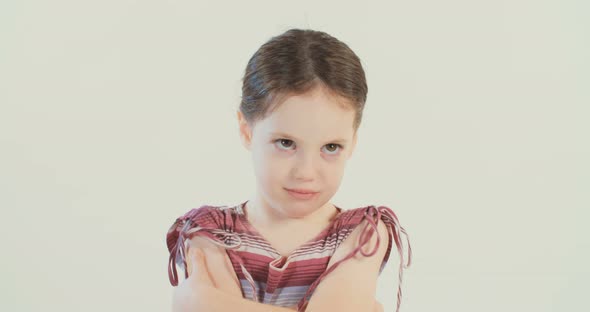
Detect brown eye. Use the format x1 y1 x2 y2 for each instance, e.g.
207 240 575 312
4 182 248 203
275 139 294 150
323 143 342 155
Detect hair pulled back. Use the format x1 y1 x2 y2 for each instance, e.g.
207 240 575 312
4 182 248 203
239 28 368 132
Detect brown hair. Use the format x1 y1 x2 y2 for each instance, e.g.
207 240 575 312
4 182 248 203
239 28 368 132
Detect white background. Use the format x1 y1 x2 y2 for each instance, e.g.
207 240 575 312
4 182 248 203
1 0 588 311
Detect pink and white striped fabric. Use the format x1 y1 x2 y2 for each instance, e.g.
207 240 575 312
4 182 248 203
166 200 412 311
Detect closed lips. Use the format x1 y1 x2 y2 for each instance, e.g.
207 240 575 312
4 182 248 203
286 188 317 194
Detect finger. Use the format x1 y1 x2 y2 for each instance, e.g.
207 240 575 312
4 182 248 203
187 248 214 286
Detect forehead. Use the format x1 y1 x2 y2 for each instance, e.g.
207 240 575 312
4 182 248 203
258 87 356 139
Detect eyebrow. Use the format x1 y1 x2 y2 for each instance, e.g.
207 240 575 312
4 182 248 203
270 132 348 144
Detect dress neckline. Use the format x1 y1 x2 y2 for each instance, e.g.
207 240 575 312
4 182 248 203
235 200 345 259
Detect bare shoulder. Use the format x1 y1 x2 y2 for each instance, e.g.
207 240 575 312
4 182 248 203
330 215 389 268
184 235 242 296
305 215 390 311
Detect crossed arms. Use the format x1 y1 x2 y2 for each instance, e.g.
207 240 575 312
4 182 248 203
172 218 390 312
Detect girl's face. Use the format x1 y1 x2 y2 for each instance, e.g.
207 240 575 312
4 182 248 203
237 86 358 219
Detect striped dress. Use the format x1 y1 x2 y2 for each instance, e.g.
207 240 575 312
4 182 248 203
166 200 412 311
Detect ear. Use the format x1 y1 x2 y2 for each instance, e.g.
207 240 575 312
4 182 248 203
236 110 253 150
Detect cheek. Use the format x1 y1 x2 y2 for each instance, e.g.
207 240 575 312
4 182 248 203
255 149 286 182
324 163 346 184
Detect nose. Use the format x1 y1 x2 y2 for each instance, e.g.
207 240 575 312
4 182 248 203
292 151 316 181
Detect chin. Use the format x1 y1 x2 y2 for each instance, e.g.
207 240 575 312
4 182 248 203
281 198 325 217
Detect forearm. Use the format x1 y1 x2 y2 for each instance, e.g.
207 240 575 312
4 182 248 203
203 287 296 312
201 287 380 312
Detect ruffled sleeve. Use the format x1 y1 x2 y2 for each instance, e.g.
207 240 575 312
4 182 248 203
166 205 243 286
296 205 412 312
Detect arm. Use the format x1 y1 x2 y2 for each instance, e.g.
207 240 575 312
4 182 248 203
174 236 297 311
185 236 242 296
188 286 298 312
303 218 391 312
175 228 386 312
191 283 383 312
179 241 380 312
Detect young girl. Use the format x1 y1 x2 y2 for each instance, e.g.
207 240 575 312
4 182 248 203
166 28 412 312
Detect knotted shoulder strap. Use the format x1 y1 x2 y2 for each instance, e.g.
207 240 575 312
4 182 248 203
166 205 242 286
296 205 412 312
166 204 263 302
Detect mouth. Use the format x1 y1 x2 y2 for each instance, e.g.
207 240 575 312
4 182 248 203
284 188 318 194
284 188 319 200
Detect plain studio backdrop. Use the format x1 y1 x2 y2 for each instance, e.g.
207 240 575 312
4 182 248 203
1 0 588 311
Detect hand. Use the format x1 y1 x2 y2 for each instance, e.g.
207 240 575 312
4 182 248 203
172 248 215 312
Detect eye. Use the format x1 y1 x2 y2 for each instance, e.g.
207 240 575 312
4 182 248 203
273 139 343 155
274 139 295 150
322 143 343 155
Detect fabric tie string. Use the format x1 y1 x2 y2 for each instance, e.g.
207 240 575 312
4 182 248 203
297 205 412 312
